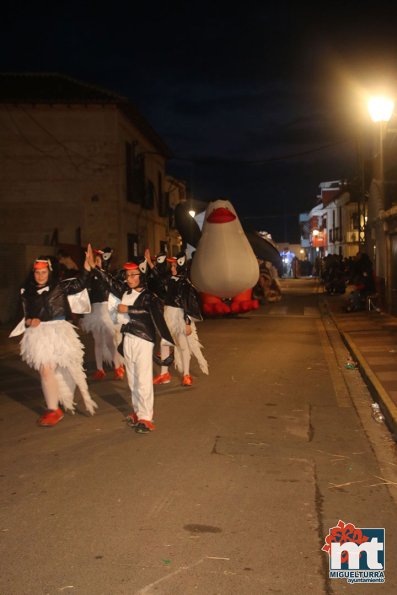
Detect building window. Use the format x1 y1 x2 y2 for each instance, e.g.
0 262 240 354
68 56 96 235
125 142 133 202
143 179 155 210
157 172 169 217
127 233 139 260
125 142 145 204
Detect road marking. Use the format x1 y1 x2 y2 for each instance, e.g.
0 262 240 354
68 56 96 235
316 319 351 408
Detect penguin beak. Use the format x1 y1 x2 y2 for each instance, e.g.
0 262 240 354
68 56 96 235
207 207 236 224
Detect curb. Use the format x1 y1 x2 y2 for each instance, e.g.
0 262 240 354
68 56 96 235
321 294 397 440
340 330 397 440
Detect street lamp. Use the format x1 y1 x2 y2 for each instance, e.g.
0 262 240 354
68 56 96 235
367 96 394 123
367 95 394 211
366 95 394 304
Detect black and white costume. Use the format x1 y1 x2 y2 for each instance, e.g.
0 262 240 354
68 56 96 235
80 268 123 376
95 264 174 426
18 266 97 416
159 253 209 380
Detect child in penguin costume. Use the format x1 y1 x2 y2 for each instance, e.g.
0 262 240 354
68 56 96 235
153 251 209 387
11 251 98 427
87 247 174 433
80 247 125 381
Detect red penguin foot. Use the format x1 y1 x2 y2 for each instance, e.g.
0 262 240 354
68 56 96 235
214 302 231 315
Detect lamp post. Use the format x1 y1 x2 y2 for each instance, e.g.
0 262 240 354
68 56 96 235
367 95 394 211
367 95 394 308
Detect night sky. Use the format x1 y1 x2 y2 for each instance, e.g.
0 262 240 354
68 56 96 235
2 2 397 242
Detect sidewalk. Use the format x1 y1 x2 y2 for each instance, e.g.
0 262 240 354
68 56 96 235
323 293 397 440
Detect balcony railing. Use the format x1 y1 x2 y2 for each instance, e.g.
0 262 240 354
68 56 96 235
346 230 359 243
329 227 342 243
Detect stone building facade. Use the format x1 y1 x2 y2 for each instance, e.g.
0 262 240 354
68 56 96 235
0 73 184 322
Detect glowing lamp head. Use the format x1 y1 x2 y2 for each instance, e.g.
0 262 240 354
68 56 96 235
368 96 394 123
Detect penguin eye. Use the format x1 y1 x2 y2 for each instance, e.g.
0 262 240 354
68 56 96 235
139 261 147 274
103 253 111 261
157 255 166 264
177 257 185 266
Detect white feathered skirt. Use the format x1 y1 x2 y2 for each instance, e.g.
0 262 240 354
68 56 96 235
80 301 120 366
164 306 209 375
20 320 97 414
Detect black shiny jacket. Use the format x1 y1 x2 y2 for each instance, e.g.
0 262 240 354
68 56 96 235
94 268 174 345
21 270 91 321
87 271 109 303
164 276 203 322
147 266 168 301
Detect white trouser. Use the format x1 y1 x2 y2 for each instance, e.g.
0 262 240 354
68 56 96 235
123 333 154 421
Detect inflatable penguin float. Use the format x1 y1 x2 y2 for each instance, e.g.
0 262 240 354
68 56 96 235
190 200 260 315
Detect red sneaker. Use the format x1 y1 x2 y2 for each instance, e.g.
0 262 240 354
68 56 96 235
126 411 138 427
153 372 171 385
182 374 192 386
135 419 155 433
37 408 64 427
93 369 106 380
114 365 125 380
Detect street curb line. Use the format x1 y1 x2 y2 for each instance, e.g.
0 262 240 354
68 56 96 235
342 330 397 432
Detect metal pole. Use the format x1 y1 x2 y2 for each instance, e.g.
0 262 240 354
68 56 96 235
356 135 366 247
379 121 384 212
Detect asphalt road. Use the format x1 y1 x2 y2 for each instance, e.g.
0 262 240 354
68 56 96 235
1 278 397 595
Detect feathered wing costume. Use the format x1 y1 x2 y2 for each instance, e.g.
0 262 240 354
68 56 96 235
80 302 116 366
20 320 97 415
164 252 209 376
164 305 209 375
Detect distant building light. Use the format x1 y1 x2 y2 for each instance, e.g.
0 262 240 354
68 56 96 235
259 230 273 239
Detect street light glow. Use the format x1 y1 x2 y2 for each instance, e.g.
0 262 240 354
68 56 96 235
368 96 394 122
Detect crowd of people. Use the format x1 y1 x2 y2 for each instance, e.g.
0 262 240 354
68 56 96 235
10 245 209 433
15 244 374 435
320 252 377 311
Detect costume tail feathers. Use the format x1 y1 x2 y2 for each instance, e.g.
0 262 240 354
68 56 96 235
187 323 209 375
55 366 98 415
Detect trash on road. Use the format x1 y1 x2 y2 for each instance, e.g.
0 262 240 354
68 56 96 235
371 403 385 423
345 359 358 369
